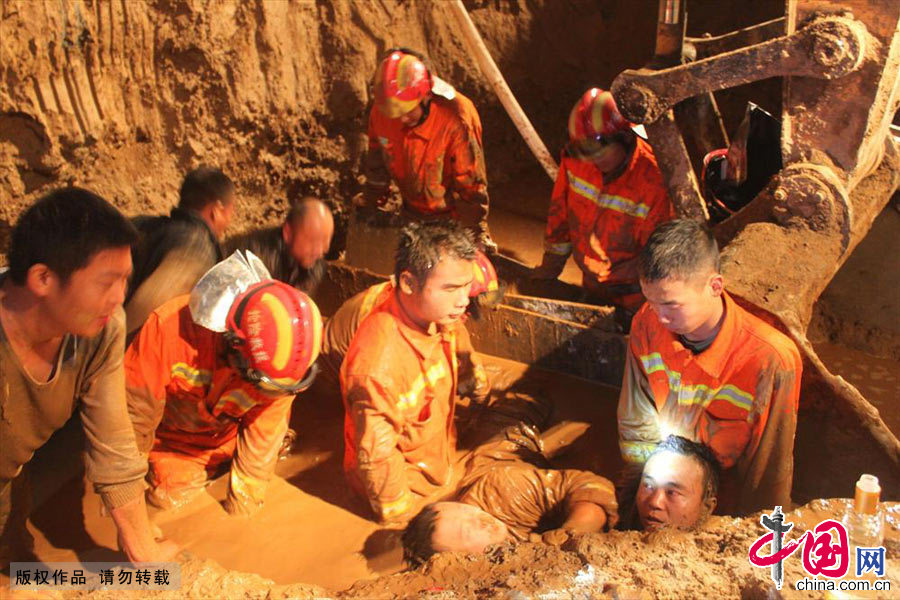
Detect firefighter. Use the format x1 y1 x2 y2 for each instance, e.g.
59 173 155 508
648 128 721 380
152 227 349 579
226 196 335 296
125 254 322 516
341 221 480 523
1 187 175 566
617 220 802 516
126 166 235 336
362 48 495 251
533 88 672 312
320 248 501 392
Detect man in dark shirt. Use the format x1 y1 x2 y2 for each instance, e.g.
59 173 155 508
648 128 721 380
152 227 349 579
125 166 235 335
225 197 334 295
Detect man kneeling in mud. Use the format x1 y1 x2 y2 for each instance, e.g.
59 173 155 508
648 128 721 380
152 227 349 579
402 434 718 566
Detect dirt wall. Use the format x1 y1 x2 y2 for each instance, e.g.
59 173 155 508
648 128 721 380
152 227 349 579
1 0 785 247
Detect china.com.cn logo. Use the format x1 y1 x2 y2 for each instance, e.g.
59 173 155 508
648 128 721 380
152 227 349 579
747 506 886 590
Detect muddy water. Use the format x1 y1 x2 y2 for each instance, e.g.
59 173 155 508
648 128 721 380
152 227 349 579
16 354 619 593
814 341 900 436
343 205 584 285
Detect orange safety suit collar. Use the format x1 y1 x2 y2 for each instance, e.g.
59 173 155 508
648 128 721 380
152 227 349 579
655 292 741 380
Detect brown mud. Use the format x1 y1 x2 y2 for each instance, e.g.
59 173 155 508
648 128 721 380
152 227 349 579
2 356 621 595
2 0 898 597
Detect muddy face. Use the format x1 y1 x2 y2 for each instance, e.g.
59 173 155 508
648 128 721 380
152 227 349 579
430 501 511 554
399 255 474 328
636 451 708 531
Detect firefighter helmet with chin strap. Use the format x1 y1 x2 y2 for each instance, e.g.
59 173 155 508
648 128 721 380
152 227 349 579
374 49 433 119
467 250 504 318
567 88 646 158
224 280 323 395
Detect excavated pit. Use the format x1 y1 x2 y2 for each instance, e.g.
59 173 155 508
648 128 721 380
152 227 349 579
1 0 898 597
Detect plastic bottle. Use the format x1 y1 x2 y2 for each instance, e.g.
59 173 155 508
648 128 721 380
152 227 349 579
841 474 884 548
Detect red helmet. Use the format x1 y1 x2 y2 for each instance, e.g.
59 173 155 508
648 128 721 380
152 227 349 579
567 88 634 143
373 50 433 119
469 250 499 298
225 280 323 395
468 250 504 314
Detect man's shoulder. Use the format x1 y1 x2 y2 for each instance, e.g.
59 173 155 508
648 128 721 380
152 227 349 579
344 310 403 370
226 226 281 251
733 303 802 372
434 93 481 132
629 303 663 348
630 140 666 190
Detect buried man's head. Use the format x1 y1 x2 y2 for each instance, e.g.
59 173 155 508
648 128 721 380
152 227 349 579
637 435 721 532
402 501 511 567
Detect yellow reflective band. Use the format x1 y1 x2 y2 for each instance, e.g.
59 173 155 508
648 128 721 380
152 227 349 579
171 362 212 387
377 490 411 519
620 440 658 463
215 388 257 416
546 241 574 255
566 171 650 218
398 362 448 411
260 292 293 372
360 282 392 321
639 353 755 413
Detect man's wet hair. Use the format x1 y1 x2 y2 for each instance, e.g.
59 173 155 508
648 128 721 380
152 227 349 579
395 221 477 285
652 435 721 503
638 219 721 282
178 166 234 212
402 503 440 567
7 187 138 286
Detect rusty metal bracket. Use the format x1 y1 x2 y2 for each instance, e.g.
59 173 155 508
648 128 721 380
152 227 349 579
771 162 852 252
612 15 868 126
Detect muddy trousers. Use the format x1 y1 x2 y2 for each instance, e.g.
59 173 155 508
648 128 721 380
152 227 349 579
146 436 237 510
0 474 33 569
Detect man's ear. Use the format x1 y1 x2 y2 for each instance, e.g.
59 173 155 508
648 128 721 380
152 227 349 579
708 273 724 297
702 495 717 517
398 271 418 295
282 221 293 244
25 264 57 298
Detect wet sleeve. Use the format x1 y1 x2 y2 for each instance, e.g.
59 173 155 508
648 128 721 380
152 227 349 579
736 351 801 514
124 310 172 456
544 160 574 256
226 394 294 516
455 326 490 405
79 309 148 509
557 469 620 530
616 337 662 513
363 110 392 201
345 375 412 522
446 123 490 235
125 238 217 336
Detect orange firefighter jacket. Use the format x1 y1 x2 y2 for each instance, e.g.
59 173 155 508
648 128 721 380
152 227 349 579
322 280 489 401
545 138 671 292
366 92 490 235
125 295 294 515
341 290 470 522
617 292 802 515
